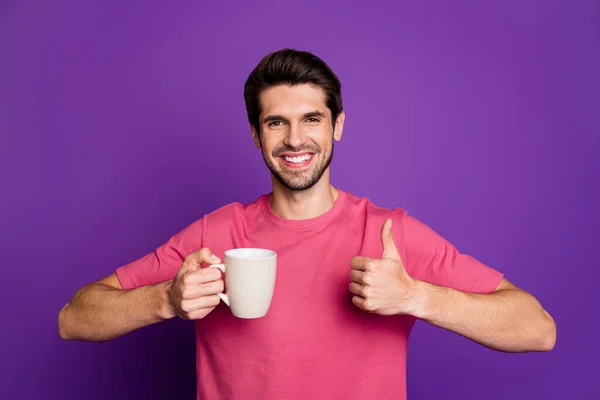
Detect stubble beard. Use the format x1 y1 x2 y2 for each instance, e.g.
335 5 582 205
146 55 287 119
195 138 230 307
261 140 334 192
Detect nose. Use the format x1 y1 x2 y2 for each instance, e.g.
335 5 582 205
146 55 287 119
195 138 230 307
283 123 306 148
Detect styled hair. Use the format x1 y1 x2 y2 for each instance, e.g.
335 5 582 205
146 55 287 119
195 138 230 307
243 48 343 135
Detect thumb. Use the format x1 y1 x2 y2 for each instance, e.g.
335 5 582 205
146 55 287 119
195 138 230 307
183 248 221 272
381 218 401 261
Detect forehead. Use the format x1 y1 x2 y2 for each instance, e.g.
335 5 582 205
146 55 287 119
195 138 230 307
259 84 330 119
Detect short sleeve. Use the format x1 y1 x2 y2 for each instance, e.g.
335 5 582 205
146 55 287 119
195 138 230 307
115 215 207 290
400 213 503 294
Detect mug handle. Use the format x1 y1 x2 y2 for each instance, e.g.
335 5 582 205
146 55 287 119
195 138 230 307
207 263 230 306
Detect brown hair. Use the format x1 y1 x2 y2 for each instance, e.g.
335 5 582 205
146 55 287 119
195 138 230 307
243 48 343 135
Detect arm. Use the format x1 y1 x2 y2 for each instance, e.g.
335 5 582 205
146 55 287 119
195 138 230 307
58 273 172 342
349 219 557 353
58 248 224 342
411 278 556 352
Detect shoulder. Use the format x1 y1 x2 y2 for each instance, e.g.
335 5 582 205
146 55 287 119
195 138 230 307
342 189 409 222
200 194 267 238
171 194 267 239
341 189 439 245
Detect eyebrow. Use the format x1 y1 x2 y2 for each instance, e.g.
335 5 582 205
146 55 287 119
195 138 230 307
263 110 327 124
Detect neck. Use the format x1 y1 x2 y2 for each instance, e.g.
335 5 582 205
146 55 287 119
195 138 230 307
269 171 338 220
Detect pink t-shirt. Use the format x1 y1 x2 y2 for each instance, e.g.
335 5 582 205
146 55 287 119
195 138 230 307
116 189 503 400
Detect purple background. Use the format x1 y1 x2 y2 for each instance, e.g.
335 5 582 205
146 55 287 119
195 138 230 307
1 0 598 399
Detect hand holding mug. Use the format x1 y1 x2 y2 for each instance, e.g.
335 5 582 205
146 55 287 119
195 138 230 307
167 248 224 320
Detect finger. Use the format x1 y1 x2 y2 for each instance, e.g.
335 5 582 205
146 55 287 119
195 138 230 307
349 270 369 284
182 268 222 286
352 295 375 312
180 295 221 314
350 256 376 272
180 248 221 274
186 306 217 320
349 282 364 296
381 219 401 261
181 279 224 300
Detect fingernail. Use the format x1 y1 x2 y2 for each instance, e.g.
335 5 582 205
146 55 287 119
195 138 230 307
210 255 221 263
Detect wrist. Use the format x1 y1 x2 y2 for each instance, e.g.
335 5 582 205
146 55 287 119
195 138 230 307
408 279 445 320
156 281 176 320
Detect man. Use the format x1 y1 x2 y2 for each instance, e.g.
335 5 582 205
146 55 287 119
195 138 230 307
58 49 556 399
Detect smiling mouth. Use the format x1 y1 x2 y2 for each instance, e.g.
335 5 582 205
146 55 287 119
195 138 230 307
279 153 314 168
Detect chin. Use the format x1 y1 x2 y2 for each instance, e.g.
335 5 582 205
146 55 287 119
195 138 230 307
268 168 315 191
264 151 333 192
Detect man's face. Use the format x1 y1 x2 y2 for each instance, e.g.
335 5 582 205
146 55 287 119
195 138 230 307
252 84 344 191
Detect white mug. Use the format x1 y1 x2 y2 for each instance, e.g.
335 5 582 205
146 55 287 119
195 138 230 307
208 248 277 319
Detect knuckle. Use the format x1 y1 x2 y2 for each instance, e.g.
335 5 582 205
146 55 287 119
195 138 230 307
182 274 193 286
180 300 191 312
200 247 212 259
362 273 372 285
209 268 222 281
209 295 221 306
199 269 216 282
362 286 371 298
179 288 188 299
201 282 216 295
363 300 375 311
184 252 196 263
181 288 196 300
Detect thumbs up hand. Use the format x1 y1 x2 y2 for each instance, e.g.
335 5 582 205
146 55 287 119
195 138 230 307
349 219 421 316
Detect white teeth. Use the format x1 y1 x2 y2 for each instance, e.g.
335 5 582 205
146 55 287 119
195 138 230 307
283 154 311 163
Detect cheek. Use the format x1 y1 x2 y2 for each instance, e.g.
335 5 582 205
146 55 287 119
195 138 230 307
314 132 334 149
261 138 279 157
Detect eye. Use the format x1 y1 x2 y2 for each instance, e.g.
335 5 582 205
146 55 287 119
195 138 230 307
268 120 285 128
306 117 320 123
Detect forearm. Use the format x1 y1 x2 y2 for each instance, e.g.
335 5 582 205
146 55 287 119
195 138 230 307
411 281 556 352
58 281 174 342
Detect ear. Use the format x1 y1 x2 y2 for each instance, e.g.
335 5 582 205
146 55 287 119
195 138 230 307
333 110 345 141
251 125 261 148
